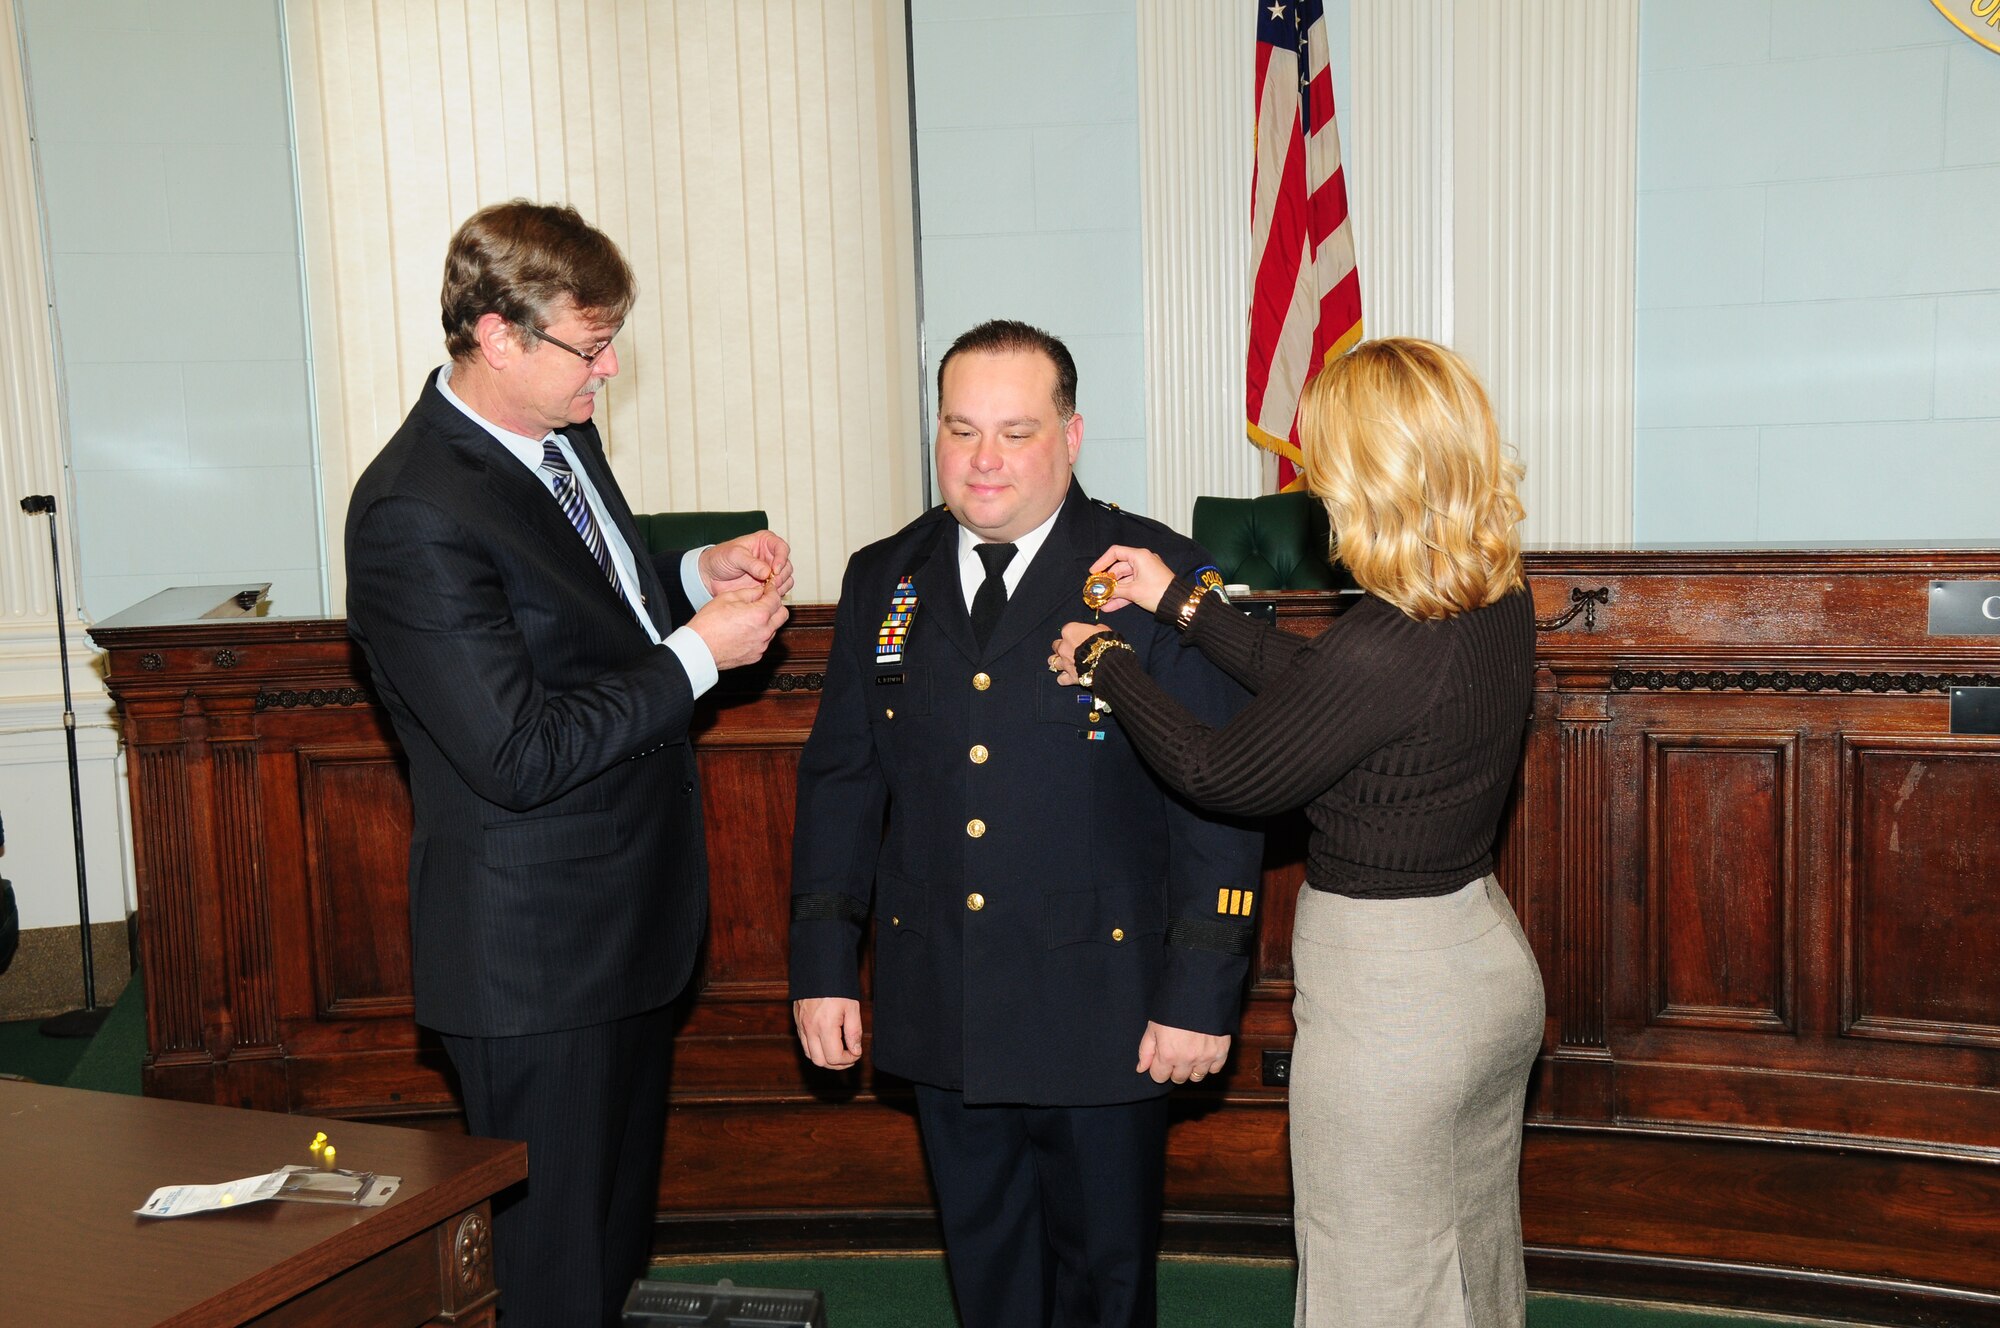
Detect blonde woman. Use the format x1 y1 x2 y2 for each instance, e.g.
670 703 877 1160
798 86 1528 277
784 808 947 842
1049 338 1543 1327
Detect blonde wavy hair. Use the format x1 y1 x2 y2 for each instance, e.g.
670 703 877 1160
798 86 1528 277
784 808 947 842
1301 338 1526 621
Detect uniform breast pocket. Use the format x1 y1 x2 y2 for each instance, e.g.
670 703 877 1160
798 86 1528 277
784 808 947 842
869 666 932 725
1038 677 1118 743
1042 885 1165 950
876 872 929 938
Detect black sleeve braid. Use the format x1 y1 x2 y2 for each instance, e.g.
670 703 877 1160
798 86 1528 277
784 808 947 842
1165 917 1253 957
791 892 871 924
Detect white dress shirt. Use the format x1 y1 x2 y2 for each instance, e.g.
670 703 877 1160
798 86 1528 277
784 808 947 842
436 364 719 697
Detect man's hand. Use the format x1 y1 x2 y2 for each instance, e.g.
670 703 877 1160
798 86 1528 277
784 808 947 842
688 579 788 670
794 997 864 1070
1049 621 1109 686
700 530 795 598
1136 1021 1230 1084
1090 544 1176 614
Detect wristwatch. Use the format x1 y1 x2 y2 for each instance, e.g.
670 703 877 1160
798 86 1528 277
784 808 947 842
1175 567 1228 633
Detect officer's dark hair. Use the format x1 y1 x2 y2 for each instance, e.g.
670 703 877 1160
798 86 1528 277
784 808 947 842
441 200 636 360
937 319 1078 420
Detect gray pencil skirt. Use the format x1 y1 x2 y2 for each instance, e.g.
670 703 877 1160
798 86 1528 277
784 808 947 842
1288 876 1545 1328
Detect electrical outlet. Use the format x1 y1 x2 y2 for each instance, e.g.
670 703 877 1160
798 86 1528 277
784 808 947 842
1261 1048 1291 1087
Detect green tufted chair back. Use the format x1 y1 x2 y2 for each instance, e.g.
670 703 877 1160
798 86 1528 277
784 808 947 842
1190 492 1352 591
631 510 770 555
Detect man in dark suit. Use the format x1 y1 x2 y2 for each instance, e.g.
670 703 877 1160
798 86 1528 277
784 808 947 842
346 200 790 1328
790 320 1263 1328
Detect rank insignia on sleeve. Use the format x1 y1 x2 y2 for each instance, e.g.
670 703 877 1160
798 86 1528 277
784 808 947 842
877 576 918 663
1216 888 1255 917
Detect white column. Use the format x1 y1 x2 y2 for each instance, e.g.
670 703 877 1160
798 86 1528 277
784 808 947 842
0 0 78 669
1136 0 1261 532
0 0 132 941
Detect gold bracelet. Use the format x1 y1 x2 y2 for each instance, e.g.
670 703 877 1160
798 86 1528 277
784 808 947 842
1174 568 1226 633
1075 634 1134 688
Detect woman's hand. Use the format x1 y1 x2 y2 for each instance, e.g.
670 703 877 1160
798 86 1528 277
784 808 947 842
1048 621 1109 686
1090 545 1175 614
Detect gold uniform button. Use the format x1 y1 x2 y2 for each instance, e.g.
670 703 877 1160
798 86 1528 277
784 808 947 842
966 818 986 838
891 916 901 927
884 707 895 719
969 744 989 764
1087 711 1101 724
973 672 991 691
967 892 985 911
1111 927 1125 942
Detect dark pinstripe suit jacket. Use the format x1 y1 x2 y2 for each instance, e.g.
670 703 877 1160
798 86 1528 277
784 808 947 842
346 370 706 1038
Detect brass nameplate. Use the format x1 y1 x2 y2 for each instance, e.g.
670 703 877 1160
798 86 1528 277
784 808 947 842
1926 580 2000 635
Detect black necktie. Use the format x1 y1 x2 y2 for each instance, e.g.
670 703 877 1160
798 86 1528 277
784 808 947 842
969 542 1018 650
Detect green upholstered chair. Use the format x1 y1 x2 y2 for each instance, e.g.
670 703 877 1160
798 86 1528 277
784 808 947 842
632 510 769 556
1190 492 1352 591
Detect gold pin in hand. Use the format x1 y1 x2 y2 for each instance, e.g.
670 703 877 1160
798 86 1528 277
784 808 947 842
1081 571 1118 618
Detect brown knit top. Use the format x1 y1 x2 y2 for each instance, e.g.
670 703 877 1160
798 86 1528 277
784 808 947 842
1089 580 1536 899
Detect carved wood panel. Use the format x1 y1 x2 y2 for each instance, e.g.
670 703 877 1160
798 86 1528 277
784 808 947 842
297 749 417 1018
695 744 802 997
132 737 204 1057
1644 734 1796 1033
1841 739 2000 1051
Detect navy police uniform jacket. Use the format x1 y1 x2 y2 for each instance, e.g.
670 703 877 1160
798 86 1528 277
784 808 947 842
789 483 1264 1106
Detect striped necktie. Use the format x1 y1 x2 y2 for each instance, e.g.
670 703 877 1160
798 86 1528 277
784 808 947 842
539 436 620 590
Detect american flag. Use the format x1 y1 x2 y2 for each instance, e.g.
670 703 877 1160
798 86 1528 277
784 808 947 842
1247 0 1362 492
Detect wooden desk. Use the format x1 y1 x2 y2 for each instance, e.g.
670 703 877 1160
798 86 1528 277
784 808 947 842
0 1081 525 1326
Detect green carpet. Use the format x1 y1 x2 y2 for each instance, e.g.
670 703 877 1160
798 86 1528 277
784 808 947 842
0 969 145 1092
0 1010 90 1083
66 970 146 1094
650 1256 1861 1327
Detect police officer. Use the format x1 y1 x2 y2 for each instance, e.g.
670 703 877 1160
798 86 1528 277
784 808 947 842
790 320 1263 1328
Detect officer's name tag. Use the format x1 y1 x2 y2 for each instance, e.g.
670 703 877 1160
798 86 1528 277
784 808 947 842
875 673 905 686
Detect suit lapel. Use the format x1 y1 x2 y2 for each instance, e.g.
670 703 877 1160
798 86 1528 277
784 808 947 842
983 482 1094 660
908 518 976 664
427 399 634 626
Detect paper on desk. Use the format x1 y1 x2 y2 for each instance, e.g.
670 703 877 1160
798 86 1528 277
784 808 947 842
136 1170 289 1218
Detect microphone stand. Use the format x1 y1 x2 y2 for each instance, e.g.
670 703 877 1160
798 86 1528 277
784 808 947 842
20 495 109 1039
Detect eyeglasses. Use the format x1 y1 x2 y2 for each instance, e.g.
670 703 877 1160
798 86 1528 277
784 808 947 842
521 322 620 367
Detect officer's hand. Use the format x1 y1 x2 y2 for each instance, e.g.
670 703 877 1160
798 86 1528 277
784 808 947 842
794 997 864 1070
701 530 795 598
1136 1021 1230 1085
688 578 788 670
1090 545 1175 614
1049 622 1108 686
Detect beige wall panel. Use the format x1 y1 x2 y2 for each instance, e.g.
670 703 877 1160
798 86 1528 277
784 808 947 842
289 0 921 603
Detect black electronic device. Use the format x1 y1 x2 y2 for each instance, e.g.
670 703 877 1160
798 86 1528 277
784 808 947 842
621 1278 828 1327
0 812 15 975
